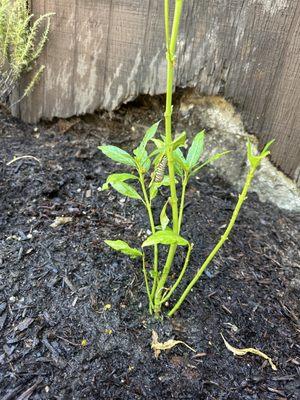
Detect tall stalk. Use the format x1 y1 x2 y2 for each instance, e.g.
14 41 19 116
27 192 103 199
153 0 184 314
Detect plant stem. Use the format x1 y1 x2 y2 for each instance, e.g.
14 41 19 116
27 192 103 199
142 254 154 312
168 167 256 317
165 0 183 231
178 173 188 232
164 0 170 47
153 0 184 314
139 171 158 305
160 242 193 305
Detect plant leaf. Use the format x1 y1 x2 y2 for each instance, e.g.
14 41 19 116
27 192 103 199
186 130 205 169
221 334 277 371
261 139 275 155
151 330 195 359
111 181 142 200
151 138 165 149
173 148 188 177
140 121 160 149
149 184 158 201
160 199 170 230
142 231 188 247
134 147 151 172
134 121 160 159
247 139 274 169
105 239 142 259
98 145 136 167
191 151 231 176
102 173 138 190
172 131 187 150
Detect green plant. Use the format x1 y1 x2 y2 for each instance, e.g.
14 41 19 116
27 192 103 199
0 0 53 103
98 0 274 317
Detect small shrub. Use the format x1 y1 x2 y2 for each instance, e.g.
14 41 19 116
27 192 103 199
0 0 53 103
98 0 273 317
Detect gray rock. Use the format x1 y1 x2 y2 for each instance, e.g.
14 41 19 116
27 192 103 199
179 93 300 213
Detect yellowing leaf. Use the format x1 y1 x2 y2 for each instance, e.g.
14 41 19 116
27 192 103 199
160 199 170 230
81 339 88 347
221 334 277 371
151 330 195 359
104 304 112 311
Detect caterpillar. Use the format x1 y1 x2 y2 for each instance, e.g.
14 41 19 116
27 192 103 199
154 156 167 183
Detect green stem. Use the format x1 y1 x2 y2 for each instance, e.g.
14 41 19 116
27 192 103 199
165 1 183 231
160 242 193 305
168 167 256 317
154 0 184 315
178 173 188 232
142 254 154 312
139 171 158 302
164 0 170 47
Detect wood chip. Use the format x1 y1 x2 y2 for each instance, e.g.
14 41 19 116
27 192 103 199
14 317 34 332
50 217 73 228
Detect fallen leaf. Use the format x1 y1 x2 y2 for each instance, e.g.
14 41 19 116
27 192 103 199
50 217 73 228
151 330 195 359
81 339 88 347
221 333 277 371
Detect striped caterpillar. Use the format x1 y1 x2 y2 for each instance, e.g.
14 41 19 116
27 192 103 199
154 156 167 183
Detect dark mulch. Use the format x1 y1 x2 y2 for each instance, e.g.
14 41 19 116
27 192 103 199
0 101 299 400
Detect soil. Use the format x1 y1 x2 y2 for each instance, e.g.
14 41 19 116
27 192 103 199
0 98 299 400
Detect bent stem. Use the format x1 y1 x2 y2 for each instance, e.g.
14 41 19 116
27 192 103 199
160 242 193 305
138 170 158 307
154 0 184 315
168 167 256 317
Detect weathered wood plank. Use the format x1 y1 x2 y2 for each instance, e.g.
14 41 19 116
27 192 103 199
16 0 300 182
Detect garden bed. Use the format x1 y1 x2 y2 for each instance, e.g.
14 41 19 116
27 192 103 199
0 102 299 399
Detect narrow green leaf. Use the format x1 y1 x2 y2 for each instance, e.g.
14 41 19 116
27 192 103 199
102 173 138 190
149 184 159 201
98 145 136 167
105 239 142 258
142 231 188 247
186 130 205 169
135 148 151 172
141 121 160 147
151 138 165 149
133 121 160 159
111 181 142 200
173 148 187 176
247 139 273 169
160 199 170 230
172 131 187 150
191 151 231 176
159 175 178 186
261 139 275 156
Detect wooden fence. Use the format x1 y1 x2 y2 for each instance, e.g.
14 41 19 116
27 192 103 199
15 1 300 183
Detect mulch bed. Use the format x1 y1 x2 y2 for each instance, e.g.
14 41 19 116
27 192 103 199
0 101 299 399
